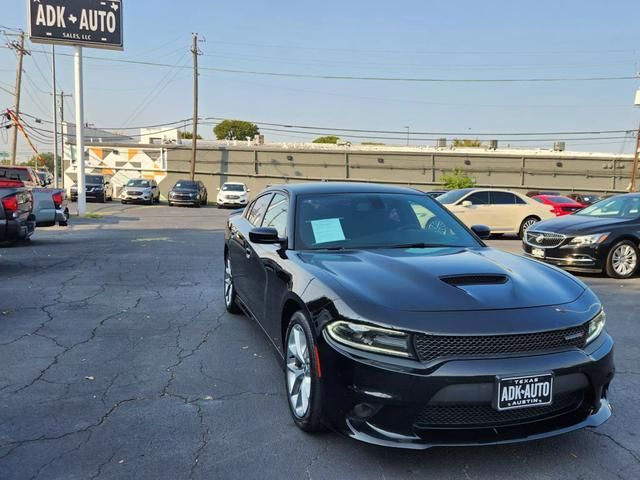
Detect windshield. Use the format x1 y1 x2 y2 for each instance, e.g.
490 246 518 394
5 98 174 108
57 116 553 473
222 184 245 192
127 179 150 187
175 180 197 189
295 193 480 250
86 175 103 184
436 189 474 205
576 196 640 218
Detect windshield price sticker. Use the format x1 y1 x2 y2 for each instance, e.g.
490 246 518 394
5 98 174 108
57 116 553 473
29 0 123 50
311 218 346 244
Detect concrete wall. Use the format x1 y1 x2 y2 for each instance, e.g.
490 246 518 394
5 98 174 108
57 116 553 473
64 143 635 200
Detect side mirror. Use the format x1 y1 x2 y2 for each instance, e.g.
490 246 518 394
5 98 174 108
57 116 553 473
216 187 220 191
249 227 285 245
471 224 491 239
461 200 473 207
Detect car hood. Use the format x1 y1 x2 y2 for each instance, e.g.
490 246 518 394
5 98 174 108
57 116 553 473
532 214 629 235
296 247 584 312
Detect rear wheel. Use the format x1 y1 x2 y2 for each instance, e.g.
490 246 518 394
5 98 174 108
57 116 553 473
121 200 127 205
518 216 540 238
284 311 326 433
605 240 639 279
223 256 241 313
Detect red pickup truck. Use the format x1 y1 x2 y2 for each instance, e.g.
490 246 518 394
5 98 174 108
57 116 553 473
0 178 36 243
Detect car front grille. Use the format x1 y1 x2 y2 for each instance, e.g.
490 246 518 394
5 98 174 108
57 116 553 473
174 194 192 200
413 324 588 363
414 391 584 428
525 230 566 248
127 191 143 196
226 195 240 200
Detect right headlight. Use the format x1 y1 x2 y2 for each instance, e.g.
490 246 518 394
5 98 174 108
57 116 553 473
326 321 413 358
586 310 606 344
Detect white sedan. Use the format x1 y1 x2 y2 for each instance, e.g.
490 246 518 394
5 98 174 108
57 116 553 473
216 182 250 208
437 188 555 237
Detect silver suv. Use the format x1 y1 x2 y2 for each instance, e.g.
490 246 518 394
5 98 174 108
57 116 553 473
120 178 160 205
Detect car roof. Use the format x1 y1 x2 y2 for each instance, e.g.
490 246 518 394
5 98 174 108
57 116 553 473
263 182 424 196
223 182 245 186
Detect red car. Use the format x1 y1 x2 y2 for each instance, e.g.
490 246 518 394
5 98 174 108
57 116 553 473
533 194 585 216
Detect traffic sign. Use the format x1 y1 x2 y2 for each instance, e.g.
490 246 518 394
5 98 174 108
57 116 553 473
28 0 123 51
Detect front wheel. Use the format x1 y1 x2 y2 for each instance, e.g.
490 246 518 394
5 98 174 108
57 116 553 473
518 216 539 238
605 240 639 279
284 311 326 433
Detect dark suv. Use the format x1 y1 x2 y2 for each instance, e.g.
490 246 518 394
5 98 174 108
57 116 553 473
168 180 208 207
70 174 113 203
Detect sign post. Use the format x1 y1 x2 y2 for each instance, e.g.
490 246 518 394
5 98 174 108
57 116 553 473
28 0 123 214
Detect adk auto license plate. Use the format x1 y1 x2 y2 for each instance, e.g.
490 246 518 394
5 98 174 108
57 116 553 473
496 373 553 410
531 248 545 258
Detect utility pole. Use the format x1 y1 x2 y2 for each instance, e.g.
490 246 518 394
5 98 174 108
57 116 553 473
189 33 200 181
630 122 640 192
8 31 29 165
404 126 410 146
51 45 59 187
57 91 71 189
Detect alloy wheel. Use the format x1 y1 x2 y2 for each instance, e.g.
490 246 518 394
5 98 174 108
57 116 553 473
286 324 312 418
522 218 537 232
612 245 637 276
224 257 234 307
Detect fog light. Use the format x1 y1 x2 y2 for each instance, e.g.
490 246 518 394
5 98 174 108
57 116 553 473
350 403 382 419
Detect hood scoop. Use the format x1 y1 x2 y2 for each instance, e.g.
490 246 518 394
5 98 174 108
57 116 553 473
440 274 509 287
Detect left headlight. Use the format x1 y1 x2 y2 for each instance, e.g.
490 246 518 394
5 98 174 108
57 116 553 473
586 310 606 344
569 233 609 246
326 321 413 358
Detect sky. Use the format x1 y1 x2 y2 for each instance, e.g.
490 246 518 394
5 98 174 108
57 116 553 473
1 0 640 162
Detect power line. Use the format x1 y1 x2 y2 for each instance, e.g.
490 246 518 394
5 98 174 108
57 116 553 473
18 111 192 131
203 116 632 137
15 48 639 83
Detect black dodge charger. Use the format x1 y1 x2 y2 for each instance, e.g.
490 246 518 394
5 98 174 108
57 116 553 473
223 182 614 449
523 193 640 279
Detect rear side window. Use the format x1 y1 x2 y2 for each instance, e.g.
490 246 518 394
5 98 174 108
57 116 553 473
247 194 273 226
465 191 489 205
490 192 517 204
262 193 288 237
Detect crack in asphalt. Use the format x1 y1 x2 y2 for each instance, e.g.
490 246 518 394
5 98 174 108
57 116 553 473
305 438 329 480
586 429 640 464
189 402 210 480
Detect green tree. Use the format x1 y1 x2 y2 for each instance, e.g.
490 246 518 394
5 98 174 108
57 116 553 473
452 139 482 148
26 152 56 172
440 168 476 190
312 135 340 144
213 120 259 140
180 131 203 140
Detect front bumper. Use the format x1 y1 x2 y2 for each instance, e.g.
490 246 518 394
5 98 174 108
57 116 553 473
318 331 614 449
169 196 199 205
121 193 152 202
522 243 605 272
217 197 248 207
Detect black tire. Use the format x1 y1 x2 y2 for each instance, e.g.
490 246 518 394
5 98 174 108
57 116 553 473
121 200 127 205
284 311 326 433
605 240 639 279
99 194 106 203
168 202 173 207
223 255 241 313
518 216 540 239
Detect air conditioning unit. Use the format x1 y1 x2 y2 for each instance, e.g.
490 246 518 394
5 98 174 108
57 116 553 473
553 141 566 152
436 138 447 148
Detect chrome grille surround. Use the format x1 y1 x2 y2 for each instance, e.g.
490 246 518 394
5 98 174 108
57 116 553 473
525 230 567 249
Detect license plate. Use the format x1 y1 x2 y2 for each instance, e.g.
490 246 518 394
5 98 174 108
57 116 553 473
531 248 545 258
496 373 553 411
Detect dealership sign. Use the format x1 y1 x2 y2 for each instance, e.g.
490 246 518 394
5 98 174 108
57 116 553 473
28 0 123 50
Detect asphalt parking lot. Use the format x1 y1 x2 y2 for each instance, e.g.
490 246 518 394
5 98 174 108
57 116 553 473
1 202 639 480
